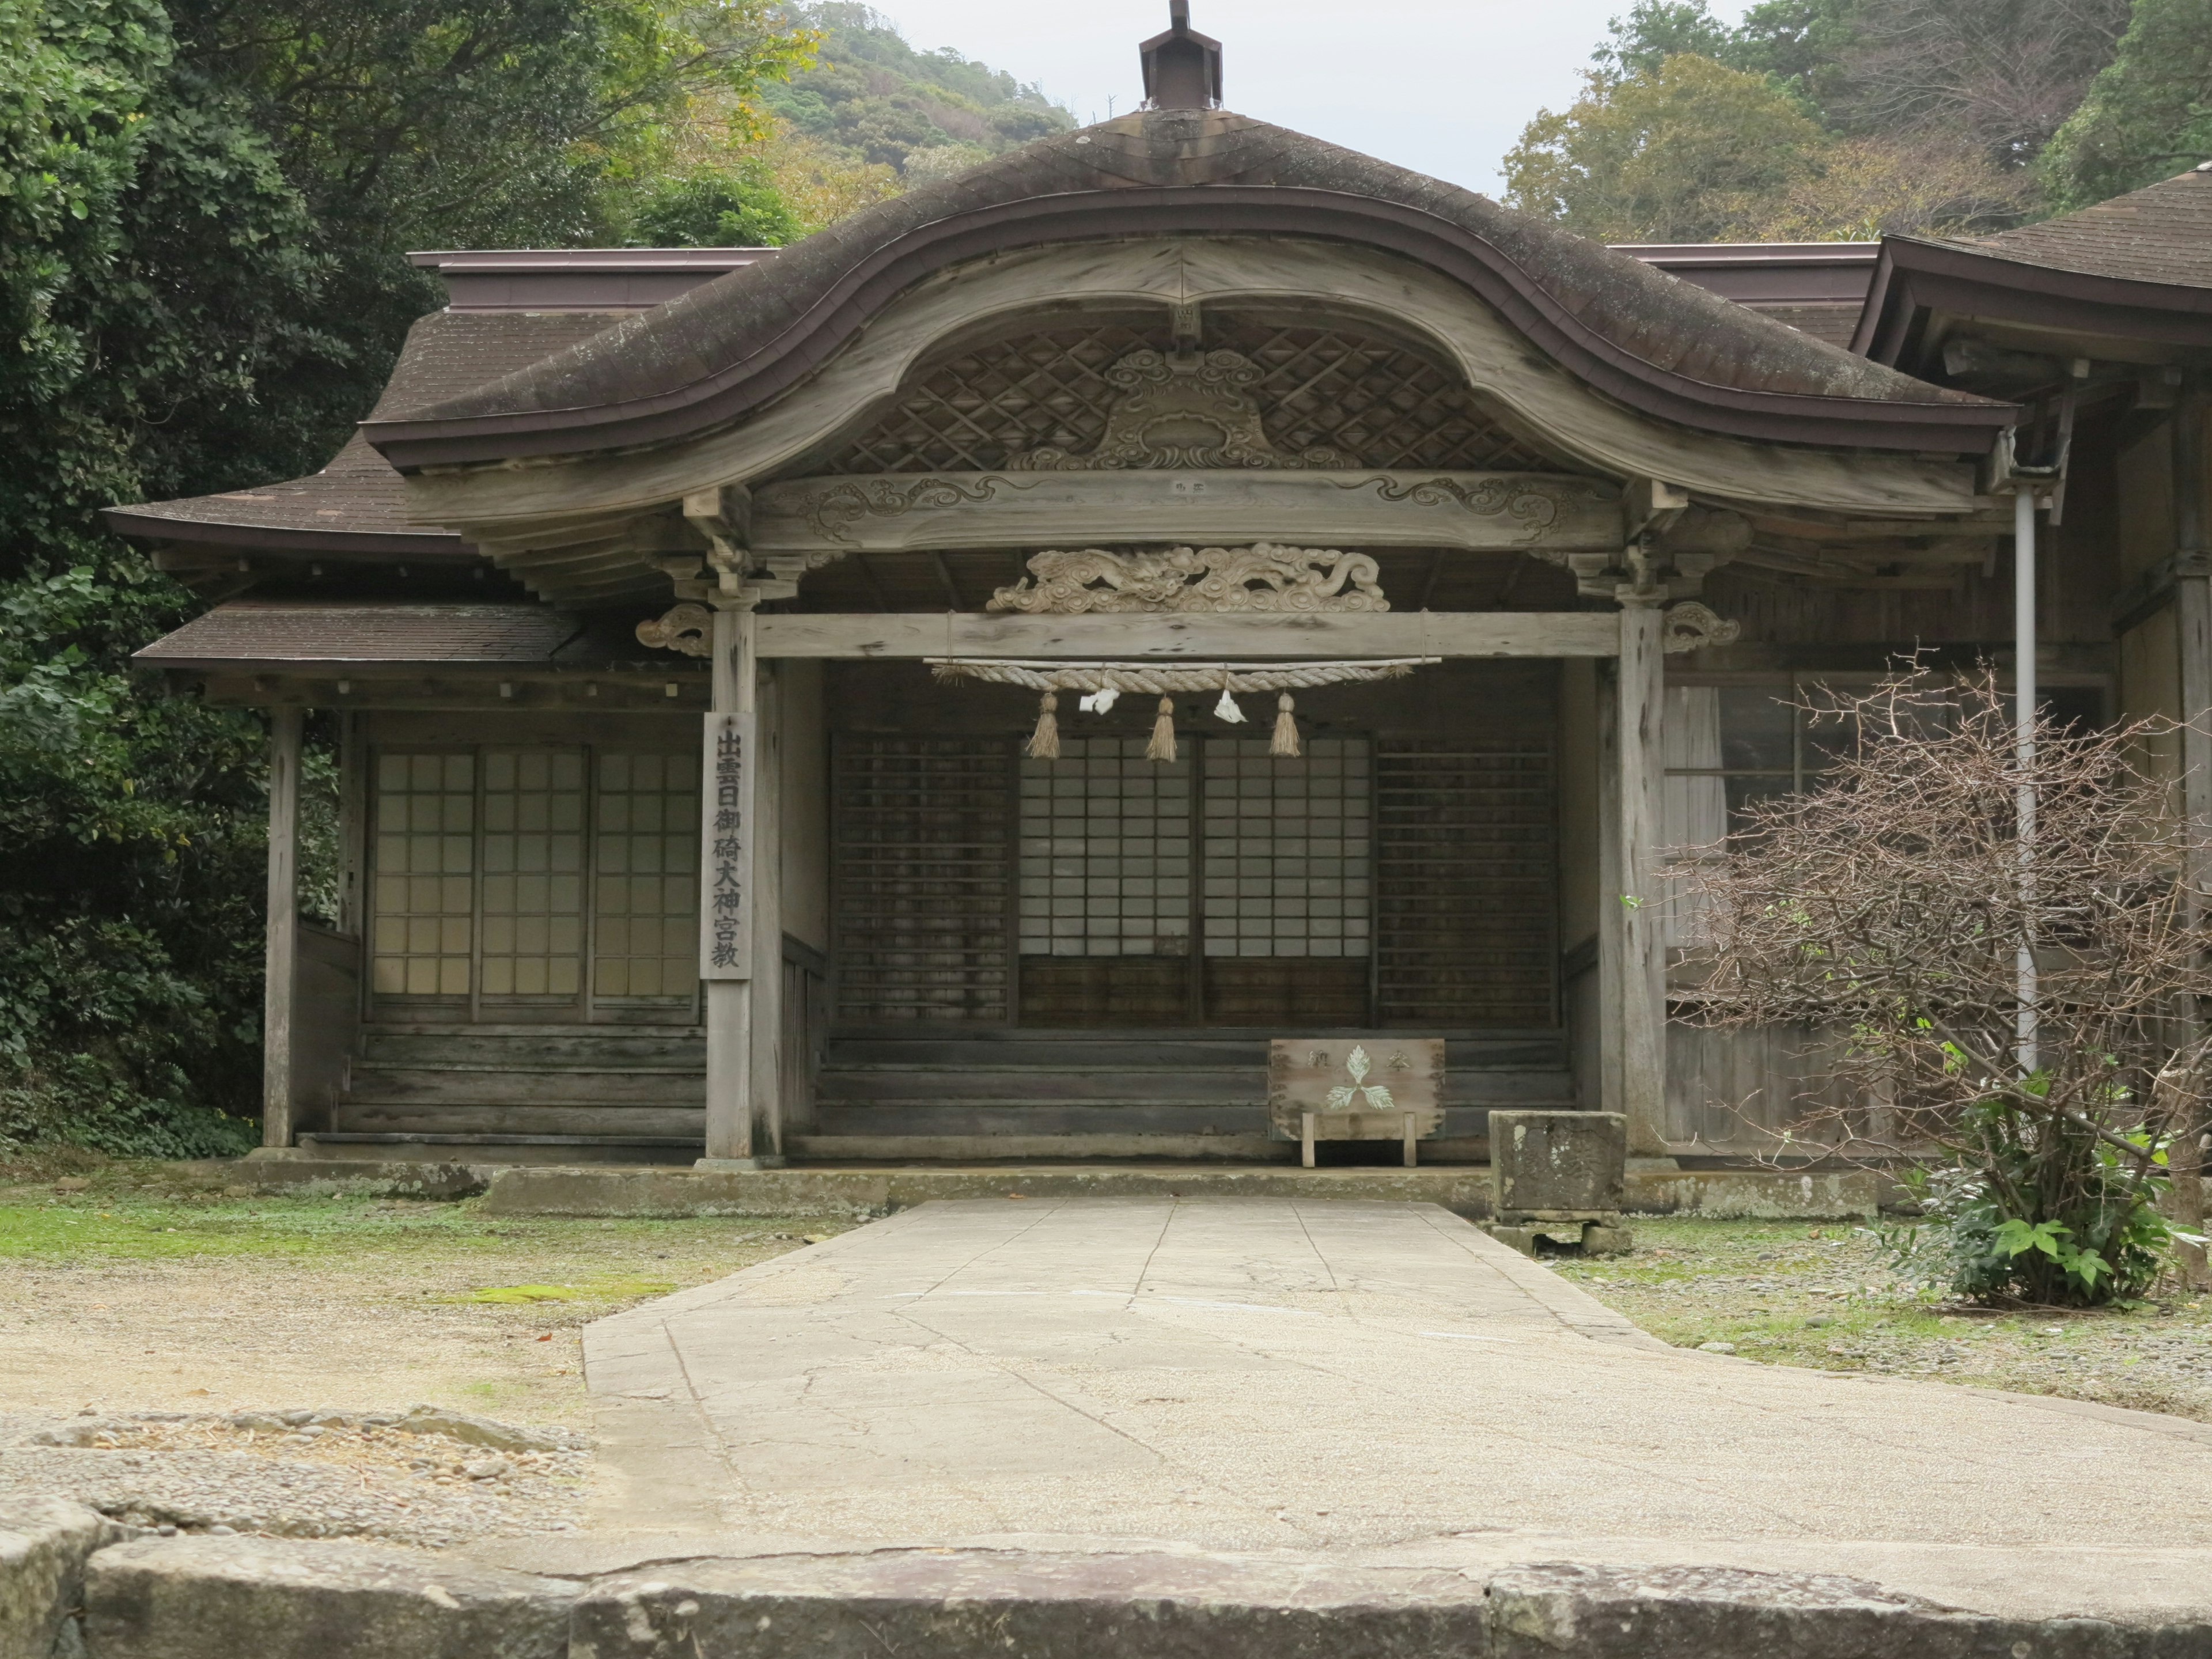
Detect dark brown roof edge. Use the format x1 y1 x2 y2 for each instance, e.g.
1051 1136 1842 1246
366 189 2017 471
1855 235 2212 363
101 506 469 558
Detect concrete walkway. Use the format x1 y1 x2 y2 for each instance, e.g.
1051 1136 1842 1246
550 1198 2212 1625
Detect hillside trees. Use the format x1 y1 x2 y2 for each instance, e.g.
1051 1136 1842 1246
1513 0 2133 240
1503 56 1825 242
2043 0 2212 209
0 0 814 1153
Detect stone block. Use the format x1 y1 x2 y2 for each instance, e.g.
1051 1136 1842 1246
1581 1223 1634 1257
570 1551 1490 1659
81 1537 574 1659
1491 1110 1627 1218
1483 1561 2184 1658
1 1498 124 1659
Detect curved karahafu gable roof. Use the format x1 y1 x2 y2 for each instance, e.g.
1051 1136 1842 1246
364 110 2008 472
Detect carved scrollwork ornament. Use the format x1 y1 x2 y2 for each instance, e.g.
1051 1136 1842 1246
988 546 1388 615
1660 600 1743 654
803 475 1036 546
636 602 714 657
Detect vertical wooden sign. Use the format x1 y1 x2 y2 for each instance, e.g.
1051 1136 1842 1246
701 711 756 980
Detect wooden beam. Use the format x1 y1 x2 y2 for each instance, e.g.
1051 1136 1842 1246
753 611 1624 660
751 470 1624 558
263 706 303 1149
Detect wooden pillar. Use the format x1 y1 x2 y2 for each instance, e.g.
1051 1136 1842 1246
262 706 303 1148
336 712 366 941
700 605 757 1165
2173 386 2211 1281
1595 659 1623 1119
748 660 785 1161
1616 604 1670 1156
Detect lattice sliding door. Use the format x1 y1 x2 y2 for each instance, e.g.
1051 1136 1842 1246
1201 737 1372 1025
833 737 1014 1022
368 744 701 1024
1017 736 1193 1024
1375 740 1557 1027
370 753 475 1001
592 752 701 1009
479 749 585 1007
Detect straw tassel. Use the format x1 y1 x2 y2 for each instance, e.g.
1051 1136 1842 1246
1025 690 1060 760
1271 691 1302 757
1146 695 1178 763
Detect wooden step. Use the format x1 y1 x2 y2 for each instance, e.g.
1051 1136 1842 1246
809 1103 1517 1138
787 1133 1286 1162
359 1030 703 1067
813 1070 1571 1107
329 1103 706 1138
297 1132 699 1166
822 1034 1569 1071
343 1067 704 1107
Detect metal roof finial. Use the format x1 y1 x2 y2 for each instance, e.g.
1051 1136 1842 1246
1141 1 1223 110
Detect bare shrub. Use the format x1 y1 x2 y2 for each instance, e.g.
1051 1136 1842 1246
1669 669 2209 1304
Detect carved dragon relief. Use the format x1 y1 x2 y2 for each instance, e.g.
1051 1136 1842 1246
1008 349 1347 472
988 546 1388 615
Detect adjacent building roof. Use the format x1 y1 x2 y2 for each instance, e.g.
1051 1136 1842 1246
132 601 690 671
1856 168 2212 367
102 252 771 555
1612 243 1878 350
363 109 2008 469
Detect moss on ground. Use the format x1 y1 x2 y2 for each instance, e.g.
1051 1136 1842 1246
0 1153 851 1300
1554 1217 2212 1423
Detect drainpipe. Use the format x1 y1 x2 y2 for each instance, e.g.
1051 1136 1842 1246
2014 484 2038 1078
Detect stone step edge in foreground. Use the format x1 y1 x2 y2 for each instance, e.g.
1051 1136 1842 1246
6 1508 2202 1658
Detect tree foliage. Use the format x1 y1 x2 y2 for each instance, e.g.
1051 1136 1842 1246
2042 0 2212 210
0 0 820 1155
1503 56 1825 243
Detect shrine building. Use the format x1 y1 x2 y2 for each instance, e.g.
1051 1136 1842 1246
113 10 2212 1172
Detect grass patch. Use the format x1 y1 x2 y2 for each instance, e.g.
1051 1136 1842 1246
0 1160 852 1281
1553 1217 2212 1421
449 1276 677 1305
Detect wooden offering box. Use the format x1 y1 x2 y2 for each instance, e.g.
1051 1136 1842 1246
1268 1037 1445 1167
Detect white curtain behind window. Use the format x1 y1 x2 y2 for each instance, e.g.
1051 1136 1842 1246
1661 687 1726 952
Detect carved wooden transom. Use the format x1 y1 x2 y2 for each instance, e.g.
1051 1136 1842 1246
820 315 1559 475
987 546 1389 614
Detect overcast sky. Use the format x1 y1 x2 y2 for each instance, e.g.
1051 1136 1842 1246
863 1 1753 195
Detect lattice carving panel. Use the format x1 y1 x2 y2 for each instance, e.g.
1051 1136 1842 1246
822 315 1555 475
826 324 1159 475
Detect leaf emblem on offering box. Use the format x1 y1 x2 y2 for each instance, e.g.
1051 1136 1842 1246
1323 1045 1395 1112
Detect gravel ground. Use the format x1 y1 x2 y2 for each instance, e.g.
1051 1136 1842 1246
1551 1218 2212 1423
0 1160 847 1547
0 1406 590 1548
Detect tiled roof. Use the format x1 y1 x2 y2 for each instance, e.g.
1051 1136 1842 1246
107 312 626 547
1943 169 2212 289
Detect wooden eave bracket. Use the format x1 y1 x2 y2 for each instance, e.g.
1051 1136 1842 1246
681 482 796 603
1550 484 1745 602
